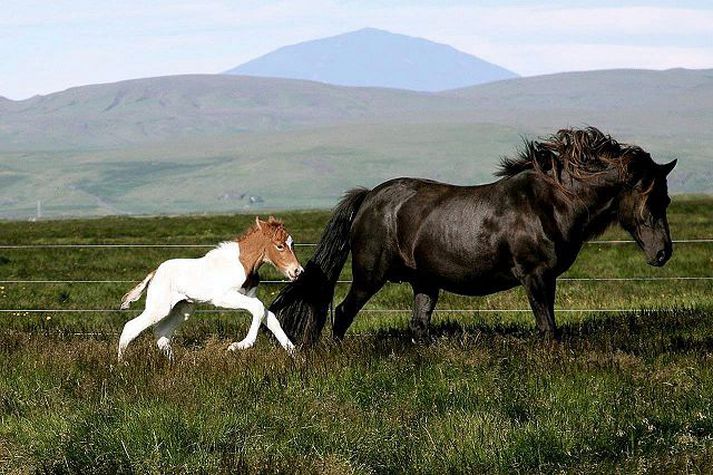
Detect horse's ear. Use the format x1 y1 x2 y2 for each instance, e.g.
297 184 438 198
660 159 677 176
255 216 262 230
268 215 277 223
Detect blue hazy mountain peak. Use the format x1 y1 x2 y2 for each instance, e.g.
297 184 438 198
225 28 518 91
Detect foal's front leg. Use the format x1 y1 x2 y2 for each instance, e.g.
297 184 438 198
228 309 263 351
212 291 294 352
264 310 295 351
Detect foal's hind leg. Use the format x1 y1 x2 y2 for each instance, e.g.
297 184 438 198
409 284 439 343
118 306 170 361
117 281 173 361
153 300 193 361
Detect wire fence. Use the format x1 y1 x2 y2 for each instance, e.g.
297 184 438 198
0 276 711 285
0 308 660 314
0 239 711 318
0 239 711 249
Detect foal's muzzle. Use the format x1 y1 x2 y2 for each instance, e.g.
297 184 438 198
287 266 304 281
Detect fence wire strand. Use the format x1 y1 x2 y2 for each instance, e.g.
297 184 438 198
0 308 666 314
0 239 711 249
0 276 711 285
0 239 710 317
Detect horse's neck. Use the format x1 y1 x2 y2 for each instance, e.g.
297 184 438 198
556 176 623 243
236 233 266 277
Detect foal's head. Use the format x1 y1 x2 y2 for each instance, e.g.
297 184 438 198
251 216 303 280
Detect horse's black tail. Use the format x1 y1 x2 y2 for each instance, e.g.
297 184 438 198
270 188 370 345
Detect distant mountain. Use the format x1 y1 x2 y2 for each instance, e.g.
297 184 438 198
0 68 710 217
225 28 518 91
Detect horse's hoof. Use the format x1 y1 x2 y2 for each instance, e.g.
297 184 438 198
410 331 433 345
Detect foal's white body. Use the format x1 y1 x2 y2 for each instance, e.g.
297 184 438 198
117 241 294 361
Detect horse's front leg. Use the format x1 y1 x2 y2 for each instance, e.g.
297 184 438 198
520 270 559 340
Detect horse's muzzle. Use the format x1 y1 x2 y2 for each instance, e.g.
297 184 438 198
648 248 671 267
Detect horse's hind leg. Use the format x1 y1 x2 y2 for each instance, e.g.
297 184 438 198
333 270 384 340
409 284 439 343
154 300 193 361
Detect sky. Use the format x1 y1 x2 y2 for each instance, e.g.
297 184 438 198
1 0 712 100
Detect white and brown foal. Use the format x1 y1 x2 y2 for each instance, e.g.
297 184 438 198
117 216 303 361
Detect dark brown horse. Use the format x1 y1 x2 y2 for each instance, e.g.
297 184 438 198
271 127 677 344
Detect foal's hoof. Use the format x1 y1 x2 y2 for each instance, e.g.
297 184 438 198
284 342 296 357
228 341 253 351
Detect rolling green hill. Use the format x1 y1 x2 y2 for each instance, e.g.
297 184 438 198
0 75 470 150
0 69 711 218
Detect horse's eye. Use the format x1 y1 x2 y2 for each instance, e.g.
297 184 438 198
275 244 285 251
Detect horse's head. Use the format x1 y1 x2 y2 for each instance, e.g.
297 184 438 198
256 216 304 280
618 153 677 266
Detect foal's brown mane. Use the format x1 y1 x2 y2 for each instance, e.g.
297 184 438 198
236 216 287 243
496 127 649 193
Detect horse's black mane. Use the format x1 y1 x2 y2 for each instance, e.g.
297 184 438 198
496 127 646 184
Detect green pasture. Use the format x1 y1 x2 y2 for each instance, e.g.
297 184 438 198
0 197 711 473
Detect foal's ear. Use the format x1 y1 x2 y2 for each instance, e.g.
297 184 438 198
660 159 677 176
255 216 262 230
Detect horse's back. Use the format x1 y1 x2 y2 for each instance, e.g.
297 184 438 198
350 176 537 294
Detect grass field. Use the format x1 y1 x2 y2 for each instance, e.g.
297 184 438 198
1 197 712 473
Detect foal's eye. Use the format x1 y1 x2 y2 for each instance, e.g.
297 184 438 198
275 244 285 251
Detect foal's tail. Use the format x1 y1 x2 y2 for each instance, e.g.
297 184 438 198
270 188 370 345
120 271 155 309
